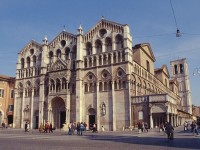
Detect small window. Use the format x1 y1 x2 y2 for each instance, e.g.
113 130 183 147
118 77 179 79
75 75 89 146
174 65 178 74
61 40 66 48
8 105 14 111
138 111 143 120
180 64 184 74
30 49 34 55
99 29 107 38
11 89 14 98
0 89 4 98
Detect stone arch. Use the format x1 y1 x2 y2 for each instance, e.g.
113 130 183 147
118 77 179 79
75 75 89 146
115 34 123 49
100 69 112 80
83 71 97 81
105 37 112 51
50 97 66 128
86 42 92 55
88 108 96 115
95 39 102 54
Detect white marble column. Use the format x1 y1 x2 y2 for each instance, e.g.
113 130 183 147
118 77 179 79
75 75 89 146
30 88 34 129
20 88 25 128
111 81 116 131
96 82 100 131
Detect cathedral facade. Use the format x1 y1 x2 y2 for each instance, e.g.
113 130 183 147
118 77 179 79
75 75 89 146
14 18 183 131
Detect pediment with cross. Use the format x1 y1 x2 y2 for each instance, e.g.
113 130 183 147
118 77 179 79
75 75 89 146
48 58 68 72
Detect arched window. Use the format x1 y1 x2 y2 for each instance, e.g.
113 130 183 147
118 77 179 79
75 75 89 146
50 79 55 92
95 39 102 54
18 82 23 98
26 57 30 68
86 42 92 55
174 65 178 74
89 83 93 92
25 81 32 97
62 78 67 89
99 82 103 91
33 55 36 66
138 111 143 120
49 51 53 63
104 82 108 91
56 79 61 92
146 60 150 72
65 47 70 60
56 49 61 58
85 84 88 93
21 58 24 69
180 64 184 74
105 37 112 51
115 34 123 49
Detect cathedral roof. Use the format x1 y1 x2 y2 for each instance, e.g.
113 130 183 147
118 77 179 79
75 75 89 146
19 40 42 57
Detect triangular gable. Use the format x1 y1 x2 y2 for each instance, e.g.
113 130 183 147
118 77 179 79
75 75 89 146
20 40 42 57
139 43 156 62
48 58 68 72
84 18 125 41
161 65 170 78
48 31 77 49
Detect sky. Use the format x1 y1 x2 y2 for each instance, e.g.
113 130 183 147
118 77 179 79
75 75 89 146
0 0 200 105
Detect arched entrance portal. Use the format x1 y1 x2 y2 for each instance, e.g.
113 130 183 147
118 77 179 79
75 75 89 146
88 108 96 129
51 97 66 129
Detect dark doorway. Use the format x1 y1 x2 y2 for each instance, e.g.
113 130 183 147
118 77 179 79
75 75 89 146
7 115 13 124
60 111 66 128
89 115 95 129
35 116 39 129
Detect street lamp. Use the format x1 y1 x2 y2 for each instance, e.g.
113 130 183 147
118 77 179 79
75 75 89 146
193 67 200 76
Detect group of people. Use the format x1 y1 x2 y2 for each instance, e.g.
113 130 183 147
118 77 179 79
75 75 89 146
184 120 199 136
68 122 98 135
68 122 87 136
25 122 54 133
39 122 53 133
137 122 149 133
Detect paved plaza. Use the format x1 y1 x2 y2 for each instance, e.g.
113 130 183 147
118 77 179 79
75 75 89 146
0 126 199 150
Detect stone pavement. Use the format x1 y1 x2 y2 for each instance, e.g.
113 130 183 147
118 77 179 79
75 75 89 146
0 126 199 150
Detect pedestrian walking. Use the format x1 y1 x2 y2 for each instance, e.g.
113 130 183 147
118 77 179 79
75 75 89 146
191 121 199 136
80 122 84 136
165 122 174 141
49 123 53 133
144 122 148 132
25 122 28 132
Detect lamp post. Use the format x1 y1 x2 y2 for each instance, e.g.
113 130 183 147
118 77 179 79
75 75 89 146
193 67 200 76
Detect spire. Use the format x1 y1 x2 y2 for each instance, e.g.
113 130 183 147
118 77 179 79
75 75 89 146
77 24 83 35
43 35 48 45
101 16 105 20
63 25 66 31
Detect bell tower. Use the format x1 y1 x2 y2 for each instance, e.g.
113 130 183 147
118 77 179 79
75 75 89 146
170 58 192 114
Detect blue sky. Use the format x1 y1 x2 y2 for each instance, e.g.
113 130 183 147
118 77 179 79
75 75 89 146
0 0 200 105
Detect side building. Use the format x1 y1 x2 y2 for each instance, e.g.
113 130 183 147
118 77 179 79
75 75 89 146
14 18 183 131
0 74 15 127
